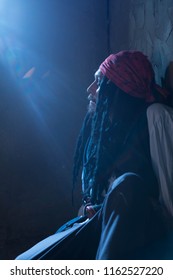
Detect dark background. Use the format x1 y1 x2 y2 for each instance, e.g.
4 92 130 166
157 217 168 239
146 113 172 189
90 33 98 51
0 0 109 259
1 0 173 260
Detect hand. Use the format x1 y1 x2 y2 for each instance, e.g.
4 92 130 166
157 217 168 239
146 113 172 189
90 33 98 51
78 204 97 218
85 205 97 218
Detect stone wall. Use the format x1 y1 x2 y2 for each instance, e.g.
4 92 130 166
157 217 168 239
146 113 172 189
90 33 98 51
110 0 173 85
129 0 173 84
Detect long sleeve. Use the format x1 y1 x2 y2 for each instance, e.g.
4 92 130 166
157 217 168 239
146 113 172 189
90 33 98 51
147 103 173 216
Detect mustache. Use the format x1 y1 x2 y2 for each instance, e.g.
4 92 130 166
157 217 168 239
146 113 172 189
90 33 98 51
88 94 96 102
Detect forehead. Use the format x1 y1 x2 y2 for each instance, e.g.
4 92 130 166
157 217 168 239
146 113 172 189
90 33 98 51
94 69 103 79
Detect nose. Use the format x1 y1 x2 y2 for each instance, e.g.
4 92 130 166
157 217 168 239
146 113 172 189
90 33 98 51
87 81 97 95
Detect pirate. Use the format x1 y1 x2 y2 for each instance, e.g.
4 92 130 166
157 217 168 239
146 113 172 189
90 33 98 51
16 51 170 260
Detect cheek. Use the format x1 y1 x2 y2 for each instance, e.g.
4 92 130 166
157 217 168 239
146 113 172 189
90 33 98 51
96 85 101 97
96 87 100 94
91 83 98 94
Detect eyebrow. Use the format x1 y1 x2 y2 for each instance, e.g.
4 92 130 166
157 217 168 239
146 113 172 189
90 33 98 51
94 71 100 80
94 73 98 80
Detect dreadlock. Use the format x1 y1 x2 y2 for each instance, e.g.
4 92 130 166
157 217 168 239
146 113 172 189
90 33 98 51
83 78 114 203
72 111 93 189
73 76 147 205
73 77 117 203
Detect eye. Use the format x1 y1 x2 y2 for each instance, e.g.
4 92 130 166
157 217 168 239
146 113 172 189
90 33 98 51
97 78 101 87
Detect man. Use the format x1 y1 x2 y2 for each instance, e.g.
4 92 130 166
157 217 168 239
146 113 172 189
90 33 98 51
16 50 170 260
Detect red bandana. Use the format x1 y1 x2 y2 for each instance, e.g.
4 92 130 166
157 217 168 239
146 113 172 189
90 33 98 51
99 50 169 102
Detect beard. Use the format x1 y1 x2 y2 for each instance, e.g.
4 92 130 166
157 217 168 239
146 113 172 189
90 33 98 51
88 100 96 113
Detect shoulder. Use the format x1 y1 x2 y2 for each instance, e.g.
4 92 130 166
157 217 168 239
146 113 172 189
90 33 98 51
147 103 173 126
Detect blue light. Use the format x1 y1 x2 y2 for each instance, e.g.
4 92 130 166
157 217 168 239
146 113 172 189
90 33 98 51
0 0 74 153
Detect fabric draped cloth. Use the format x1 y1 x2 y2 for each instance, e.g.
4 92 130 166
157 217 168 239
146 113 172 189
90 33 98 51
99 50 169 102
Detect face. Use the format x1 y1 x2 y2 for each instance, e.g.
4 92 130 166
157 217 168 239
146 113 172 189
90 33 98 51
87 69 104 112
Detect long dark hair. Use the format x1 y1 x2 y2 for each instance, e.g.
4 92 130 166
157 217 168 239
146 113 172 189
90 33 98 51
73 77 147 204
